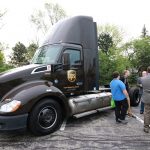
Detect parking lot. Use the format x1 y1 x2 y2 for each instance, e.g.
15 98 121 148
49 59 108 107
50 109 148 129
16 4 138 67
0 106 150 150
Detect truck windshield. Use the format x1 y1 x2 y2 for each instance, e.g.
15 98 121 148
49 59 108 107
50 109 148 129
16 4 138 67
32 45 62 64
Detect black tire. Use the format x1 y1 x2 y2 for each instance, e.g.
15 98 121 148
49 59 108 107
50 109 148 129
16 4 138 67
28 98 62 136
129 87 140 106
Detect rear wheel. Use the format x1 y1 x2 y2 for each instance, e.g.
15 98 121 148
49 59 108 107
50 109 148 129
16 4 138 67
129 87 140 106
28 98 62 135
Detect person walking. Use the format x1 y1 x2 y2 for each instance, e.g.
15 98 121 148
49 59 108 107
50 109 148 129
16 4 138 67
141 67 150 133
110 71 130 124
137 71 147 114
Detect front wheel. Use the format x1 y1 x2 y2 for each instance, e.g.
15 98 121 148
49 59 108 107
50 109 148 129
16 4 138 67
28 98 63 135
129 87 140 106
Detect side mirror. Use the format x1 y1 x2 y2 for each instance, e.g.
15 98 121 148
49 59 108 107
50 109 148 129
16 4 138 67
63 52 70 65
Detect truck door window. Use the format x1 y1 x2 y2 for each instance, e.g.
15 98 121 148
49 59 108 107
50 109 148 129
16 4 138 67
64 49 81 66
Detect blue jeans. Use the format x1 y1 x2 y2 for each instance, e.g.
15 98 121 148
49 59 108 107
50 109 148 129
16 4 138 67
140 101 144 112
139 94 144 112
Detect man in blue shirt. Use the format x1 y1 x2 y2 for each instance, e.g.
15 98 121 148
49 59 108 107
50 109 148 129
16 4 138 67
110 71 130 124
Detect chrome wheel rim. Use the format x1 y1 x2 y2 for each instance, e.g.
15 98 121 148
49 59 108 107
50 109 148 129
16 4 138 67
38 106 57 129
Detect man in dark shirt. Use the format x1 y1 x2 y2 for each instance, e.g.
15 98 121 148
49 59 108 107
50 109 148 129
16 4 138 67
120 70 130 92
120 70 133 117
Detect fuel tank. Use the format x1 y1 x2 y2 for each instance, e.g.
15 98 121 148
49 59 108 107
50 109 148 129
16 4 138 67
68 92 111 115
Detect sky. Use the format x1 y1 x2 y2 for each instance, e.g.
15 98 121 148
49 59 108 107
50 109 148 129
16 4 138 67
0 0 150 55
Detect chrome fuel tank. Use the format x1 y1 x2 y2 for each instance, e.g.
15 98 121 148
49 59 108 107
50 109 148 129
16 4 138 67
69 92 111 115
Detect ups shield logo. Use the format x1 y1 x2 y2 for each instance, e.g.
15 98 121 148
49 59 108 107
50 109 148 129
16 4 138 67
67 70 76 82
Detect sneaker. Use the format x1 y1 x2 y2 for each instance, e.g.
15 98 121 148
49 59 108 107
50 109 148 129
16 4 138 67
140 111 144 114
120 120 128 124
144 128 149 133
116 120 122 124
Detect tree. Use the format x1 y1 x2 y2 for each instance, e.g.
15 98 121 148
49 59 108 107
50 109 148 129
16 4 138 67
26 42 38 61
0 10 6 29
44 3 66 26
98 24 130 85
132 37 150 71
98 32 113 54
121 42 133 60
30 2 67 36
0 43 13 72
31 10 47 35
10 42 28 66
0 10 12 72
141 24 148 38
98 24 124 47
0 50 4 65
0 10 7 64
0 43 5 64
0 42 9 66
99 47 130 85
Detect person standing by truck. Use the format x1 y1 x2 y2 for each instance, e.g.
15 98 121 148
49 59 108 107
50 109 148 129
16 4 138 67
141 67 150 133
120 69 134 116
110 71 130 124
137 71 147 114
120 70 130 92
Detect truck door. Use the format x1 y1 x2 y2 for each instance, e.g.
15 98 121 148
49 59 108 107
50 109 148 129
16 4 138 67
53 46 84 95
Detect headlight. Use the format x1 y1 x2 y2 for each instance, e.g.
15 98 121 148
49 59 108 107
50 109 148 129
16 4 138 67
0 100 21 113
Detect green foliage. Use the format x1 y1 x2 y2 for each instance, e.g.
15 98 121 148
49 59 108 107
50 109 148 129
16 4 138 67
99 48 130 85
0 42 7 65
9 42 38 67
10 42 28 67
0 42 11 72
132 37 150 70
0 50 4 65
26 43 38 61
98 33 113 54
128 72 138 86
98 24 124 46
99 50 113 85
121 41 134 62
98 24 130 85
0 64 13 73
120 35 150 84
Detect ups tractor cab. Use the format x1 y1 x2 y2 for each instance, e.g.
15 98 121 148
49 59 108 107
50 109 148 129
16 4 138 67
0 16 138 136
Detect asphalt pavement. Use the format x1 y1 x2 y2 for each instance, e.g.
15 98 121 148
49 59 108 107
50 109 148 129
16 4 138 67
0 105 150 150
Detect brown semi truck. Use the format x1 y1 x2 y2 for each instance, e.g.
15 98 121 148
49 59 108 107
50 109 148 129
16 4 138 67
0 16 139 135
